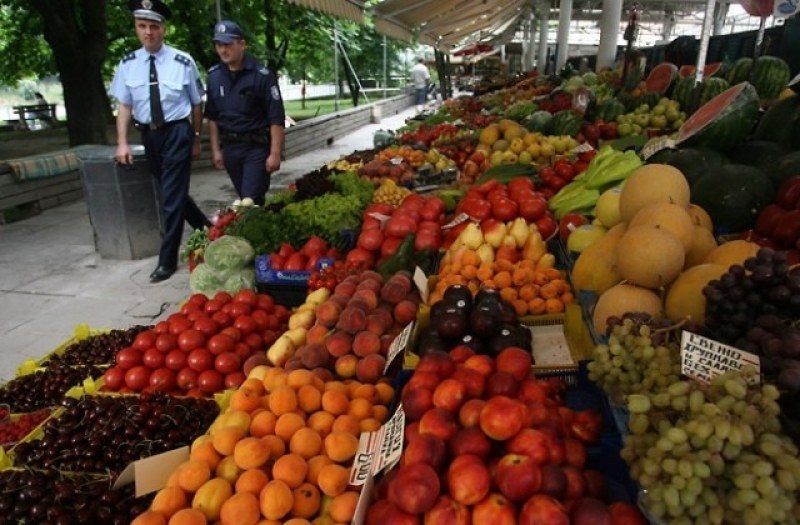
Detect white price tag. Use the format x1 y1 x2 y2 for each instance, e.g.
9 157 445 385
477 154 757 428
390 157 404 165
571 143 595 154
368 212 391 227
680 331 761 385
442 212 471 230
414 266 430 303
384 321 414 373
641 136 676 161
377 406 406 473
349 432 381 486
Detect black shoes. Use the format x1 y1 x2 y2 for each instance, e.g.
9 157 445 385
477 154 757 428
149 265 176 283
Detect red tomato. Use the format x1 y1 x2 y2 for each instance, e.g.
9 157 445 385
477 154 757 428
116 347 142 370
461 198 492 221
269 254 286 270
208 334 236 356
284 253 308 271
177 329 205 352
193 317 219 338
153 321 170 334
228 302 252 318
243 333 264 352
234 315 256 336
187 348 214 372
274 306 290 322
255 294 274 312
224 372 246 389
211 311 232 328
380 237 404 258
345 248 376 270
180 302 201 316
536 215 558 240
143 348 166 369
414 230 441 251
385 216 416 238
417 220 441 233
103 367 126 391
361 216 382 231
165 350 187 371
197 370 224 394
204 299 224 315
519 198 548 222
306 254 321 271
508 176 534 193
261 330 279 346
213 291 233 304
214 352 242 374
487 188 509 202
220 327 242 342
509 187 537 204
124 366 151 391
155 333 177 353
301 235 328 257
277 243 295 258
538 166 556 182
184 388 203 398
187 293 208 307
357 229 384 251
176 367 198 391
132 331 156 351
233 289 257 306
186 310 207 323
492 198 519 222
234 343 252 361
250 310 269 332
149 368 177 392
555 162 575 180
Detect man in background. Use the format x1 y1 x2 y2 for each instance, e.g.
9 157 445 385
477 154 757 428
205 20 285 205
411 57 431 113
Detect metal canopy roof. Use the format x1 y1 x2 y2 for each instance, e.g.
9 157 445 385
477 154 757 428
285 0 365 23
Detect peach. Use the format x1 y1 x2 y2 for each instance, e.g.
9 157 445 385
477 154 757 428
311 367 334 383
495 454 542 502
365 314 389 336
583 469 608 500
325 331 353 358
448 427 492 459
393 300 418 325
562 465 587 500
404 421 421 444
315 301 342 328
337 307 367 335
472 493 516 525
432 378 467 413
400 386 433 421
348 298 375 315
609 502 648 525
379 334 394 355
401 433 447 470
564 438 587 469
328 293 351 308
418 407 459 442
447 454 491 505
380 279 411 305
458 399 486 428
334 281 357 297
352 289 379 310
357 278 383 294
479 396 525 441
462 354 494 377
387 463 440 515
284 357 303 372
570 498 612 525
518 378 548 405
305 324 330 345
486 371 519 398
355 354 386 383
450 366 485 399
495 346 533 381
519 495 569 525
448 345 475 364
506 428 552 465
423 495 470 525
297 342 330 369
406 370 442 391
538 464 567 499
334 354 359 379
353 331 381 357
415 351 456 380
366 500 418 525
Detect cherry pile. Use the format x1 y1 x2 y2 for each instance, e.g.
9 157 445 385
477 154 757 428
0 469 153 525
12 393 218 474
45 326 150 368
0 409 51 447
0 364 105 412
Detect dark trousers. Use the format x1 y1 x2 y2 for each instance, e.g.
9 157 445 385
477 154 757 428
142 120 208 269
223 142 270 206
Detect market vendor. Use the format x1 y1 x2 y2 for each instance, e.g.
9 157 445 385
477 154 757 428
205 20 286 206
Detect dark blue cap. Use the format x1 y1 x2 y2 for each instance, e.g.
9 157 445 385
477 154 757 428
129 0 171 22
213 20 244 43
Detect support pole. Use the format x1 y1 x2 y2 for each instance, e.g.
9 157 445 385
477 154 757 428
382 36 388 99
333 23 339 111
695 0 716 85
527 12 536 71
754 17 767 58
713 2 729 35
215 0 221 22
555 0 573 72
523 19 531 72
597 0 624 71
537 5 548 72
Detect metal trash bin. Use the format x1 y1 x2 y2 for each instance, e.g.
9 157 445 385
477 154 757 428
78 145 162 260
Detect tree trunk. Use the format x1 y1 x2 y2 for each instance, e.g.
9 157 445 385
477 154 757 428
29 0 111 146
264 0 277 70
340 54 359 107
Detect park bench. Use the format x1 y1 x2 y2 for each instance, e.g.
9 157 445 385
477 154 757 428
13 104 57 130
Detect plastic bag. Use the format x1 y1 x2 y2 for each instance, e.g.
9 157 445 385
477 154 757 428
204 235 255 272
189 262 222 296
223 268 256 295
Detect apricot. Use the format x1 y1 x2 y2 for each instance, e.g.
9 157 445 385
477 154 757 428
321 389 350 416
290 427 323 459
212 426 246 456
306 454 335 485
325 331 353 358
235 468 270 495
360 418 382 432
176 460 212 493
275 412 306 443
323 431 359 463
268 385 298 416
220 492 260 525
262 434 286 458
291 482 322 519
262 367 288 392
190 439 221 471
131 511 166 525
375 382 394 405
229 388 263 414
272 453 308 488
250 410 277 438
192 477 233 521
332 414 361 436
372 404 389 423
329 490 359 522
317 464 350 496
233 437 270 470
334 354 358 379
259 480 294 521
307 410 335 438
151 486 188 518
166 508 206 525
215 456 241 484
297 384 323 413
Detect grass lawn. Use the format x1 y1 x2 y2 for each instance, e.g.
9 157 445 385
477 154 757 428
286 93 396 121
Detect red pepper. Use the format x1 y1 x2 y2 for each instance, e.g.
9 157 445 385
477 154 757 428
755 204 789 237
771 209 800 248
776 176 800 209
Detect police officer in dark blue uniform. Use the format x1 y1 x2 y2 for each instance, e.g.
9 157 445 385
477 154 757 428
109 0 210 282
205 20 285 205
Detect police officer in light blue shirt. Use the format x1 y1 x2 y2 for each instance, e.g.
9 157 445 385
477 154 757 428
109 0 210 283
205 20 285 205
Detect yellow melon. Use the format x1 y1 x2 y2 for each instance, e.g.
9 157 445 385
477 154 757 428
628 201 695 252
594 187 623 228
615 226 685 289
619 164 691 223
684 226 718 268
687 204 713 231
665 264 727 325
571 223 627 294
592 284 663 335
703 240 759 269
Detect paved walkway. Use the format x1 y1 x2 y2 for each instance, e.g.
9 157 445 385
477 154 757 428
0 106 417 381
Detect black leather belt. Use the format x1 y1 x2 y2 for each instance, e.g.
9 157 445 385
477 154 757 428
134 117 189 132
221 130 269 145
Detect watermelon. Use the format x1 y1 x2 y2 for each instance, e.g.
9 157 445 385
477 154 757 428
672 76 697 113
726 57 753 85
754 95 800 150
676 82 760 152
727 141 790 174
698 77 730 107
549 110 582 136
639 92 662 109
666 147 729 187
691 164 774 233
523 110 553 133
645 63 678 94
749 56 791 100
770 151 800 188
595 99 626 122
678 63 722 79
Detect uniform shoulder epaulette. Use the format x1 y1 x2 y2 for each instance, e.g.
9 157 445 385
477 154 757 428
208 64 221 73
121 51 136 63
258 66 271 76
174 54 191 66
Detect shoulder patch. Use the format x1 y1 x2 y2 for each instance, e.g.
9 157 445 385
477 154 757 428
174 54 191 66
258 66 271 76
271 85 281 101
208 64 221 73
121 52 136 63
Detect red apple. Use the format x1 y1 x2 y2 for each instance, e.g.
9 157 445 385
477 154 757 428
472 492 516 525
538 464 567 499
387 463 440 514
416 350 456 380
494 346 532 381
608 502 648 525
564 438 587 469
405 421 421 444
423 495 470 525
433 378 467 413
562 465 587 500
449 345 475 363
505 428 552 465
447 454 491 506
463 354 494 377
450 366 485 399
375 468 398 501
519 494 569 525
583 469 608 500
367 499 420 525
448 427 492 459
458 399 486 428
570 497 612 525
485 371 519 398
494 454 542 501
407 370 442 392
402 433 447 471
518 378 548 405
401 386 434 421
419 407 460 442
548 437 566 465
479 396 525 441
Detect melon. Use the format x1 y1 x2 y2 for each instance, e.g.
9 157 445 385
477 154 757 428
665 264 727 325
615 226 685 289
684 226 718 268
571 223 626 294
687 204 713 231
645 62 678 94
628 202 695 252
594 187 622 228
618 164 691 223
592 284 663 335
703 240 760 269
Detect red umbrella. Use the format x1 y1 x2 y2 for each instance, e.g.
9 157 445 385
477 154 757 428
452 43 494 56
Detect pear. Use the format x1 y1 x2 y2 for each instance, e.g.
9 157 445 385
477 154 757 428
508 218 530 247
267 335 296 366
476 244 495 264
461 223 484 250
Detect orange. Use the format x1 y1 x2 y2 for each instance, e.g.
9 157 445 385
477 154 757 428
306 455 334 485
233 437 270 470
131 511 167 525
332 414 361 436
272 453 308 488
220 492 260 525
262 434 286 458
374 383 394 405
249 410 277 438
212 426 246 456
274 412 306 443
259 480 294 521
291 482 321 519
297 384 322 413
167 508 207 525
229 388 263 414
321 389 349 416
348 398 373 420
289 427 323 459
499 287 518 304
151 486 187 518
235 468 270 495
317 464 349 497
176 460 212 493
286 369 315 388
323 431 359 463
307 411 335 438
268 385 298 416
329 491 359 522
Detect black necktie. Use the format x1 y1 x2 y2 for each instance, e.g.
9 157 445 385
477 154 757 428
149 55 165 127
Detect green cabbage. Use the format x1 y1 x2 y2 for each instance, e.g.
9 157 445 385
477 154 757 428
203 235 255 272
223 268 256 295
189 263 222 296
